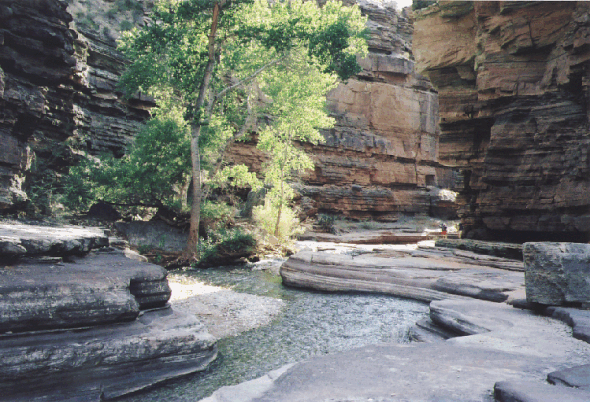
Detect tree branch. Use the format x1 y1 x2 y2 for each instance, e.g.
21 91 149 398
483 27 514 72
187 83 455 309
214 55 286 101
204 89 256 199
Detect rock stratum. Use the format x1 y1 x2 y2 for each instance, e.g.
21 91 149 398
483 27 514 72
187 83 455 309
0 0 151 211
414 1 590 241
207 0 457 220
0 224 217 401
1 0 457 220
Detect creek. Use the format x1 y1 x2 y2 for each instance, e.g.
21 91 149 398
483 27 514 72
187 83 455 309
117 264 429 402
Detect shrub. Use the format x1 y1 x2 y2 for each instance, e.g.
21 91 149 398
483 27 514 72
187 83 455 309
201 200 235 232
196 227 255 267
120 20 134 31
317 213 337 234
62 108 191 214
253 201 304 242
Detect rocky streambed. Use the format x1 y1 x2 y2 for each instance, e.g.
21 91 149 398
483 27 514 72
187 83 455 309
4 221 590 402
202 239 590 402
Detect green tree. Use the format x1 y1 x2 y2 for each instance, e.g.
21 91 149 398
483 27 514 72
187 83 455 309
119 0 367 258
256 51 336 237
64 102 191 212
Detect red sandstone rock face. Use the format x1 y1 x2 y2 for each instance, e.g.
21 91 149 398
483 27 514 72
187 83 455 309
414 1 590 241
227 1 455 220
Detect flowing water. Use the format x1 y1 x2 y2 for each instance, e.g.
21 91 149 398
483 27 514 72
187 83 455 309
117 265 429 402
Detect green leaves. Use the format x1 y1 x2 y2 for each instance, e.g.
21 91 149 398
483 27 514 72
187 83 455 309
64 104 191 211
111 0 368 240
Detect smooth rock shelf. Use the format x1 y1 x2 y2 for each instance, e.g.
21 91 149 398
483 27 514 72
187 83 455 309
0 224 217 401
201 238 590 402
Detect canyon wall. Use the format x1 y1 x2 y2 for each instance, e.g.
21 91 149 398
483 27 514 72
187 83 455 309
414 1 590 241
1 0 454 220
0 0 151 211
229 0 455 220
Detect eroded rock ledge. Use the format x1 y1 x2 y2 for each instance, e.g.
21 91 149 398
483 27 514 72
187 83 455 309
0 223 217 401
413 1 590 241
281 246 524 303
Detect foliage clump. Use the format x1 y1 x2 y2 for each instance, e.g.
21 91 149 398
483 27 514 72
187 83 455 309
58 0 368 261
316 213 337 234
63 104 191 213
196 227 255 267
253 200 304 243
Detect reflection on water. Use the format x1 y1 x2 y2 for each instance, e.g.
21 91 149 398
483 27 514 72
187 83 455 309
117 265 428 402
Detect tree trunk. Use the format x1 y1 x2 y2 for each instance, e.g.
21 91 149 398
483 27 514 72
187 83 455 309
183 2 221 257
274 175 284 237
185 127 203 254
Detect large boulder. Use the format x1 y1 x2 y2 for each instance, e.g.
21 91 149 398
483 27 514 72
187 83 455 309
524 242 590 306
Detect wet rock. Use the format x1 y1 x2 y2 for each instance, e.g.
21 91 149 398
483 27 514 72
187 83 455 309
1 307 217 402
524 242 590 306
0 250 170 333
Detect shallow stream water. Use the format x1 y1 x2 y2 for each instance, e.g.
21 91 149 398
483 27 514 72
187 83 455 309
117 265 429 402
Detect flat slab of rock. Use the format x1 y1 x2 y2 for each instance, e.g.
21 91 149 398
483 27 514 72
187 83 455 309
545 306 590 343
1 307 217 402
281 249 524 302
0 223 108 258
495 380 590 402
202 299 590 402
524 242 590 305
548 364 590 390
306 230 432 244
436 239 523 260
0 250 171 333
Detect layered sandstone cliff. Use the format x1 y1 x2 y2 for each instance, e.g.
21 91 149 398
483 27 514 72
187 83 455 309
414 1 590 241
229 0 456 220
1 0 454 220
0 0 151 211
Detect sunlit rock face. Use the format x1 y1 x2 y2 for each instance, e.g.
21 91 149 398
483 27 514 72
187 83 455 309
0 0 152 211
414 1 590 241
227 0 454 220
0 0 453 219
